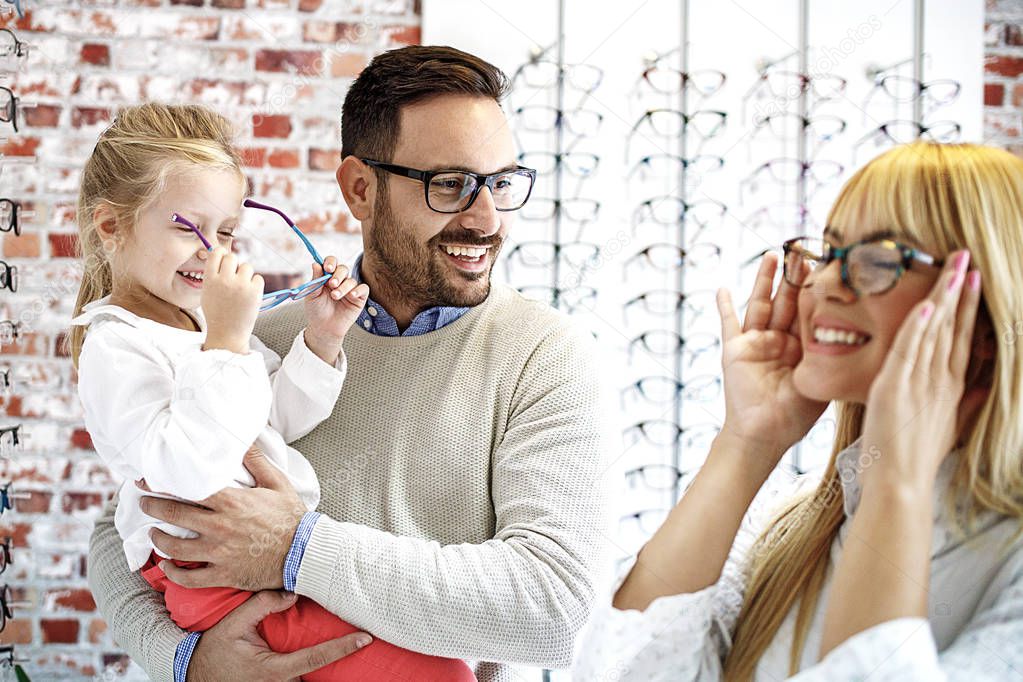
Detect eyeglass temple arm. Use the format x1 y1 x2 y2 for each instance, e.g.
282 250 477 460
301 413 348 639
170 213 213 251
244 198 324 266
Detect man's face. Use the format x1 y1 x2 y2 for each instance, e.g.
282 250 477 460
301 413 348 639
363 94 519 308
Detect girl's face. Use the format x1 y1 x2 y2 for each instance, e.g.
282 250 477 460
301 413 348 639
791 221 944 404
109 167 243 320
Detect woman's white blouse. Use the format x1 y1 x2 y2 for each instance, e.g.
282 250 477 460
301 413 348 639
573 440 1023 681
71 297 347 571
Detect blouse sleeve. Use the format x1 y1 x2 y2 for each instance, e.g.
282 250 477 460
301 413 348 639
572 470 805 682
249 329 347 444
77 321 272 501
789 545 1023 681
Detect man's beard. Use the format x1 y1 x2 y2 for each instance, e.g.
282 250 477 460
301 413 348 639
364 186 501 308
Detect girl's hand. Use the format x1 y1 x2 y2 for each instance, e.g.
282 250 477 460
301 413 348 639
202 247 263 354
860 250 985 491
715 252 828 475
303 256 368 365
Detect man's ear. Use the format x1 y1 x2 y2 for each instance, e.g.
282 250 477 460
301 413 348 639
337 156 375 222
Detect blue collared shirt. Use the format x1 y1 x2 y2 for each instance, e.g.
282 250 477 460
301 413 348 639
174 253 472 680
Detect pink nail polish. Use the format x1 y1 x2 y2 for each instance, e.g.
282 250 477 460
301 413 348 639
947 271 963 292
954 251 970 275
920 302 935 320
968 270 981 291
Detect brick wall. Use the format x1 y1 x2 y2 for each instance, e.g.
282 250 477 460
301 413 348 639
0 1 418 678
984 0 1023 153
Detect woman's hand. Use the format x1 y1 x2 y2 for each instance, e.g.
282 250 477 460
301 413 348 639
715 252 828 475
303 256 369 365
202 247 264 354
860 250 985 492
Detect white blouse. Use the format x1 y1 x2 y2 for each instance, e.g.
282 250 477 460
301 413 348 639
573 439 1023 681
72 297 347 571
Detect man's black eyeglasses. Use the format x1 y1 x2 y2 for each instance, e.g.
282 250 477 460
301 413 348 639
360 159 537 214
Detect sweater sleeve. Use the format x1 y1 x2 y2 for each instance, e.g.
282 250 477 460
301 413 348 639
571 470 806 681
293 322 608 668
87 492 185 682
77 322 272 501
250 330 347 444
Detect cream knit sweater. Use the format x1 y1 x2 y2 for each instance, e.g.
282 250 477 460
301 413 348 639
87 283 608 681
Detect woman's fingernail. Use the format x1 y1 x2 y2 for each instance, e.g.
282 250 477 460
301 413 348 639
920 302 935 320
947 271 963 292
355 635 372 648
968 270 981 291
954 250 970 274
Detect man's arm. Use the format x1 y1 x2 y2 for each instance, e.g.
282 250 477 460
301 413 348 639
293 323 608 667
87 492 190 681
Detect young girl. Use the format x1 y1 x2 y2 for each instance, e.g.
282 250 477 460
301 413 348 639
71 103 476 681
575 142 1023 680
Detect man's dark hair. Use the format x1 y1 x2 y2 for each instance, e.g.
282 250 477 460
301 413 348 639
340 45 510 162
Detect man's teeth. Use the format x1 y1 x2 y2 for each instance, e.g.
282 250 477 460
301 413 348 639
813 326 869 346
179 271 205 282
443 245 488 259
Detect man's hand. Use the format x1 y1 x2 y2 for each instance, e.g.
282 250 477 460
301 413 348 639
138 447 307 592
188 590 372 682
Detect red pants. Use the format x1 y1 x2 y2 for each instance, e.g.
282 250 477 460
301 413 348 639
141 553 476 681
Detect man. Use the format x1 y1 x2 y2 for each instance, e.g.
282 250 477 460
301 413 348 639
87 45 607 681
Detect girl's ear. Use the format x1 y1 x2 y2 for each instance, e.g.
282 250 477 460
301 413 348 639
92 203 122 253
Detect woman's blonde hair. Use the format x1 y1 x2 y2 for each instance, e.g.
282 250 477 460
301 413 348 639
70 103 244 368
723 142 1023 680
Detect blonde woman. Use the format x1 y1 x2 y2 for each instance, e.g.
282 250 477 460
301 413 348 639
574 142 1022 680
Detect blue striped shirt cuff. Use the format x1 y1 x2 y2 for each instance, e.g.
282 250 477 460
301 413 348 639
284 511 321 592
173 631 201 682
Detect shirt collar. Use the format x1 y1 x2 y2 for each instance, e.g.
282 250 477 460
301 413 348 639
70 295 205 333
351 255 471 337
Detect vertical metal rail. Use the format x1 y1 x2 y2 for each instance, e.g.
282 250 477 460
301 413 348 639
552 0 566 307
912 0 925 129
671 0 690 505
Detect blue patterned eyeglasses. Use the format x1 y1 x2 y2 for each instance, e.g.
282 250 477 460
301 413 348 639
171 199 331 312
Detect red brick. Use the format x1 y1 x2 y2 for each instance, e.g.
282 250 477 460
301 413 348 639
255 49 322 76
1 395 22 417
309 148 341 171
2 137 40 157
50 588 97 611
3 233 40 259
384 25 421 46
23 104 61 128
239 147 268 168
298 0 323 10
1013 83 1023 107
80 43 110 67
88 618 108 644
267 148 300 169
252 114 292 139
1006 24 1023 46
1 618 31 644
212 0 246 7
0 332 47 356
69 428 94 451
49 233 79 258
331 52 368 78
985 55 1023 77
303 20 337 43
985 82 1005 106
16 490 52 513
170 0 203 5
41 619 79 644
71 106 112 128
296 210 350 234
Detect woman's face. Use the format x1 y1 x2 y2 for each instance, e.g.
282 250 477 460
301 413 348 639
791 221 944 404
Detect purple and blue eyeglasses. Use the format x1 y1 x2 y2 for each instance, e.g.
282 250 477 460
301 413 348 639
171 199 332 312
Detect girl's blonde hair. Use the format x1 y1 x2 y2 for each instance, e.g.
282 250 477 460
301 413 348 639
723 142 1023 680
70 103 244 368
